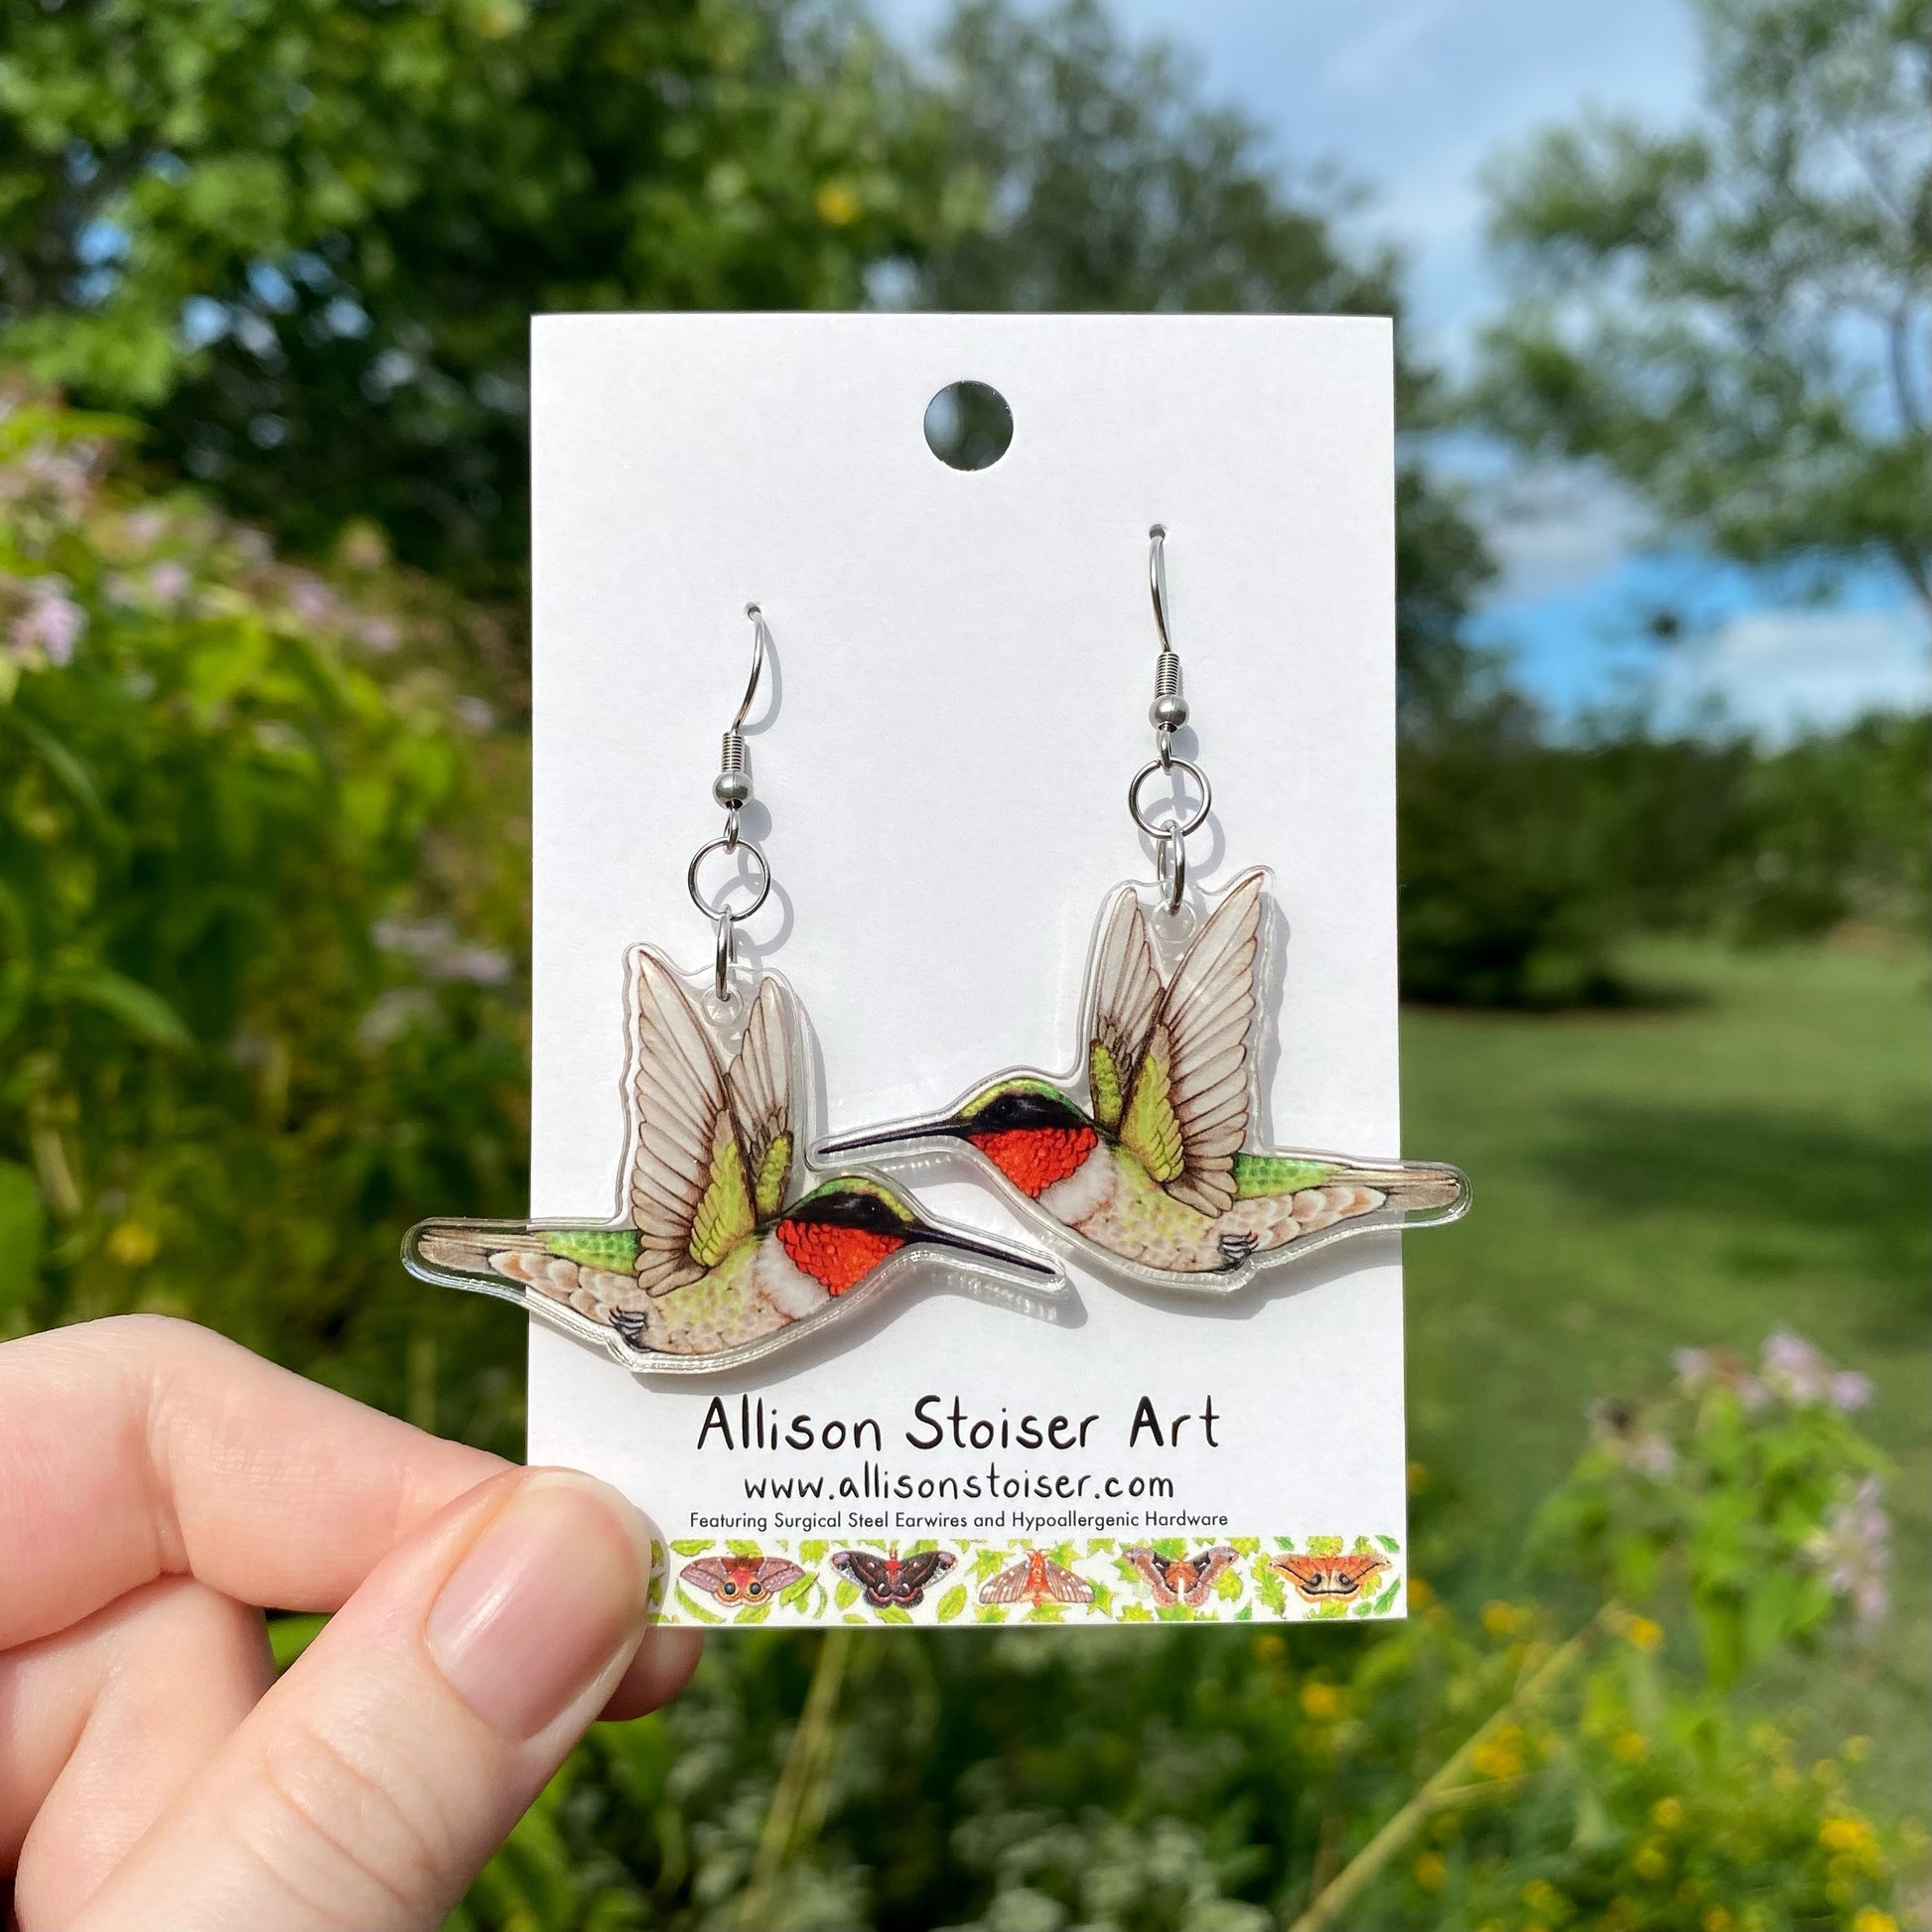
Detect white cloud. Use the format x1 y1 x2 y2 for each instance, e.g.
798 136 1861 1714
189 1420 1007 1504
1473 466 1651 606
1656 606 1932 740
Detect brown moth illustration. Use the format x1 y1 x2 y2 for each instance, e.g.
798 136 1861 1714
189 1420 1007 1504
1272 1551 1393 1603
832 1548 956 1608
980 1550 1095 1608
1125 1545 1237 1608
679 1553 807 1606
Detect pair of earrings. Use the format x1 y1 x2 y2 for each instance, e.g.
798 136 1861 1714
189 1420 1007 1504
405 529 1469 1376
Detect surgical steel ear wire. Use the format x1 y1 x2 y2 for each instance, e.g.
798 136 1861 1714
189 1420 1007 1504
1128 524 1212 913
687 603 774 1000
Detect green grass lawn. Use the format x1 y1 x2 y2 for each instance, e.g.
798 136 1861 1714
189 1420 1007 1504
1403 938 1931 1809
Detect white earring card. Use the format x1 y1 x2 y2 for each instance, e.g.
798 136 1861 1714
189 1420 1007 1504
524 313 1413 1626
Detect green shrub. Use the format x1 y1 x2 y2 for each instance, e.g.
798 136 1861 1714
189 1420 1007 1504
0 391 529 1439
1398 703 1930 1008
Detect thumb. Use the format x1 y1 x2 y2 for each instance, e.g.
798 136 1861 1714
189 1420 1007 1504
72 1467 688 1932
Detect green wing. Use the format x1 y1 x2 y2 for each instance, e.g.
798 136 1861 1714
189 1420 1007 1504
1117 873 1265 1217
1120 1028 1185 1184
689 1118 756 1269
727 977 796 1223
627 951 757 1294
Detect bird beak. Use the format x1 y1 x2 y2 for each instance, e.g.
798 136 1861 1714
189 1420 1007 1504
907 1217 1057 1280
817 1111 970 1159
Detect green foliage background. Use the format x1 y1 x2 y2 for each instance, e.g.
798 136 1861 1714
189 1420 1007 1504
2 0 1928 1925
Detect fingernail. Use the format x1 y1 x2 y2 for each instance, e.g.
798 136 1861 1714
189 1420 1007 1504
427 1470 652 1739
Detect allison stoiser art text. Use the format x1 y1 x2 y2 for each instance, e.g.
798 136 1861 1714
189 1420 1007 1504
695 1392 1223 1454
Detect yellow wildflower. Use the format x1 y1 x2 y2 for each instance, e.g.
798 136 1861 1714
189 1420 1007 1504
1623 1614 1663 1653
1632 1843 1669 1881
108 1221 159 1266
1521 1877 1566 1916
1300 1681 1343 1722
1651 1796 1684 1830
1470 1725 1525 1780
1414 1851 1446 1892
815 182 861 226
1820 1814 1876 1858
1611 1729 1648 1763
1851 1909 1897 1932
1702 1908 1732 1932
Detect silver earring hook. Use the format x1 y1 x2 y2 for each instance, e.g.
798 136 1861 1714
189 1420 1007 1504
734 604 770 735
1129 524 1210 910
689 604 777 999
1148 523 1172 650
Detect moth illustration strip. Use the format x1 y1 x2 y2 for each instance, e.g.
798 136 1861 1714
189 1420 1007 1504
654 1534 1407 1626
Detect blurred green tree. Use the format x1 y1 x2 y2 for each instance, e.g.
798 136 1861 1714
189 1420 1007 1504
0 0 1493 709
1475 0 1931 613
0 0 921 591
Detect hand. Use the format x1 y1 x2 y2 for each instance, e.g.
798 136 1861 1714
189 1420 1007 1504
0 1315 701 1930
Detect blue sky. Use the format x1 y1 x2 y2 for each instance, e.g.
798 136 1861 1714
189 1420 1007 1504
875 0 1931 736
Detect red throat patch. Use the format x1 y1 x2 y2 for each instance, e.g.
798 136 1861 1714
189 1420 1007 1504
775 1221 906 1295
968 1125 1098 1197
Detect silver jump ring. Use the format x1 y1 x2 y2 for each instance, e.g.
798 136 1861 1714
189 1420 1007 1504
1157 825 1186 913
714 910 737 1001
687 836 771 921
1128 757 1211 841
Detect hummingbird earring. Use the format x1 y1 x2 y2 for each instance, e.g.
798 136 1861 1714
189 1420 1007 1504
404 604 1058 1372
817 528 1470 1294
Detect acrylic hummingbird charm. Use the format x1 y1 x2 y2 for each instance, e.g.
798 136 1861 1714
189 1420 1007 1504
403 607 1057 1373
406 958 1054 1369
816 529 1468 1293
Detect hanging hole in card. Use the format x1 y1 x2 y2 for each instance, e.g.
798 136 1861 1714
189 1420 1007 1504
922 378 1014 471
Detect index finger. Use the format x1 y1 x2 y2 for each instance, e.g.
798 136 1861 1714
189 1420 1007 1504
0 1315 508 1649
